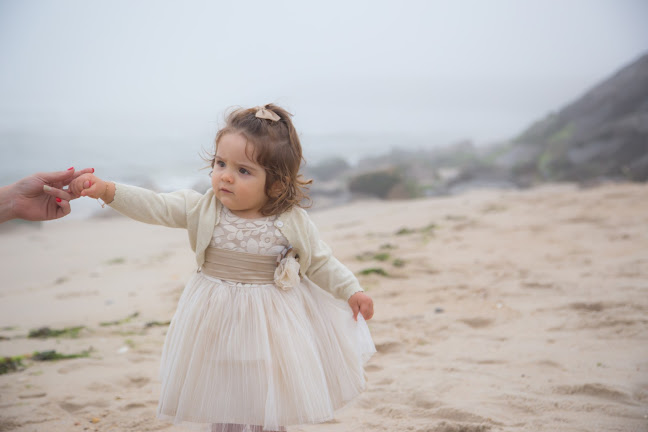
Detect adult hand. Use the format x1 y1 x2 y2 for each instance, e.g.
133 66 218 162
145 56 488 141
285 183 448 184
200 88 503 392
348 291 374 321
0 167 95 223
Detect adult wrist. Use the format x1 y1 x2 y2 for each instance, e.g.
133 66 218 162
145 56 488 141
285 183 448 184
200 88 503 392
0 184 17 223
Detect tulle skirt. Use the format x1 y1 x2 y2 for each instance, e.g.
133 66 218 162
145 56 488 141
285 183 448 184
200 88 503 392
156 270 376 432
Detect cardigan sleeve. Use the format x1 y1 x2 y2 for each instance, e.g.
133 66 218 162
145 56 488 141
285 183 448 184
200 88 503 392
302 214 365 301
107 183 202 229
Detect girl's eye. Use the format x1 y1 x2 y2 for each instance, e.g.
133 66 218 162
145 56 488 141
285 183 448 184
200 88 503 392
216 161 225 167
239 168 250 175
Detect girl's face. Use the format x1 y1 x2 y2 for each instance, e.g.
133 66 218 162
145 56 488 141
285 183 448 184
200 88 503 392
211 133 269 219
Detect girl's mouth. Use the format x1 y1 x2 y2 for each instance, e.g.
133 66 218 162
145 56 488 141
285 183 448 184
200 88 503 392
220 188 233 194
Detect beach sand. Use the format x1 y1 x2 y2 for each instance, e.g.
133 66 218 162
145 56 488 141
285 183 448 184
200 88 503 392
0 182 647 432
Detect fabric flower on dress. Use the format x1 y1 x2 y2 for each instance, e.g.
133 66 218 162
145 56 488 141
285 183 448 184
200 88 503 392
274 256 300 291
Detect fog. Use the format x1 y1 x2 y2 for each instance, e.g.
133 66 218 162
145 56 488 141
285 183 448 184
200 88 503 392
1 0 647 176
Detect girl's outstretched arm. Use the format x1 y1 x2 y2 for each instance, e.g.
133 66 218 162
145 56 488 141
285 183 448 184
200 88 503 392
70 174 201 230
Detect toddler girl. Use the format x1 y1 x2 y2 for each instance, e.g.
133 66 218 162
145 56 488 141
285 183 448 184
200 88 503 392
70 104 376 432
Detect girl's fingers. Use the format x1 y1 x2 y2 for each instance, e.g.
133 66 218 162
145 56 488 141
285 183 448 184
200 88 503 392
351 301 360 321
360 300 374 320
69 168 95 181
81 182 101 198
43 185 75 201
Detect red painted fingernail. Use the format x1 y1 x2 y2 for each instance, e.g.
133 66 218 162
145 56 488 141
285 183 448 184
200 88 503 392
67 167 74 170
91 168 95 173
56 197 62 202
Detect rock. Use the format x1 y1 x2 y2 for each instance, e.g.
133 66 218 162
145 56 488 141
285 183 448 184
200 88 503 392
502 53 648 184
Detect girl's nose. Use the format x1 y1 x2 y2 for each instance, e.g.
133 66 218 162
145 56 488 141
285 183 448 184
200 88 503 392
222 170 234 183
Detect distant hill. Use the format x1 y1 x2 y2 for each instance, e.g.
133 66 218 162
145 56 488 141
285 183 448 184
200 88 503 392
501 52 648 183
308 53 648 203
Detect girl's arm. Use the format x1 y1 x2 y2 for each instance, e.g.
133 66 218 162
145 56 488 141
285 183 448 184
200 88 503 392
71 174 200 229
303 217 374 320
303 215 363 297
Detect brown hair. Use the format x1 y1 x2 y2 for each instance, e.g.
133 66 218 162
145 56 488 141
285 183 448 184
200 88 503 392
208 103 312 216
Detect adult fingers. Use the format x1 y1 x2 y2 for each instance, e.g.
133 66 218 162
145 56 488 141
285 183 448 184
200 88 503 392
69 168 95 182
43 185 75 201
39 168 76 184
54 198 71 219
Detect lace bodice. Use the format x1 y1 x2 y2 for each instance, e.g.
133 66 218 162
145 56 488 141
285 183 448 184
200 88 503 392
209 206 289 256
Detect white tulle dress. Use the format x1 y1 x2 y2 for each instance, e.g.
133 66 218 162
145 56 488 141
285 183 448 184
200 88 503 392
156 206 376 432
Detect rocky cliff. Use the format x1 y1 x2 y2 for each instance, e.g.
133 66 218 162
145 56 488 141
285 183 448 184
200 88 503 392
502 52 648 183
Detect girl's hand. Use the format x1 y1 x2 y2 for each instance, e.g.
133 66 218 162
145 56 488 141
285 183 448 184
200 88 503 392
348 292 374 321
69 173 115 203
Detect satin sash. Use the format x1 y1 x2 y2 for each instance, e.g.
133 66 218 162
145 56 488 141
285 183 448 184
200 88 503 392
201 246 277 284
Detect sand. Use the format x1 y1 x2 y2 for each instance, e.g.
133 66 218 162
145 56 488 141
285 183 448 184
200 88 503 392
0 182 647 432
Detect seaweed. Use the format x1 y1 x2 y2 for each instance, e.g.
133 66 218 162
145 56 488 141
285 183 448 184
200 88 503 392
144 320 171 328
392 259 406 268
106 257 126 265
358 268 389 277
372 252 391 262
0 348 93 375
395 223 437 236
379 243 397 250
0 356 24 374
100 312 140 327
28 326 85 339
31 349 91 361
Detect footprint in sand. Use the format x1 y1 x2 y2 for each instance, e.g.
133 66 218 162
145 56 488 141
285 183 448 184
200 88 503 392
432 407 494 425
424 421 492 432
123 402 148 410
59 398 110 414
85 381 117 393
569 302 606 312
373 404 407 419
553 383 632 403
459 317 494 329
365 364 383 372
408 391 440 410
125 375 151 388
534 359 563 369
57 361 89 375
55 290 100 299
374 341 404 354
522 281 555 290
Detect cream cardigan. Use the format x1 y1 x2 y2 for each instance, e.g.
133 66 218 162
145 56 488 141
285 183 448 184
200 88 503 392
108 183 364 301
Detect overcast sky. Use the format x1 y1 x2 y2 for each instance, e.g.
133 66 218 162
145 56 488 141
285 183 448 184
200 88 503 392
1 0 647 147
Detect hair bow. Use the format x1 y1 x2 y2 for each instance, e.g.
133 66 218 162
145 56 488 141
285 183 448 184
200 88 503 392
255 105 281 122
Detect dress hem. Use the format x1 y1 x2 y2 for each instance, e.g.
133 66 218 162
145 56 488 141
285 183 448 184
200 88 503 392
156 372 373 431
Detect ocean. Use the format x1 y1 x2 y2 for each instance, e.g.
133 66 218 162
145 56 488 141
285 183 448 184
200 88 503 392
1 130 439 219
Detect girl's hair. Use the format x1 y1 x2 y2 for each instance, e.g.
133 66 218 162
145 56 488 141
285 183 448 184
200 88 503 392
208 103 312 216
